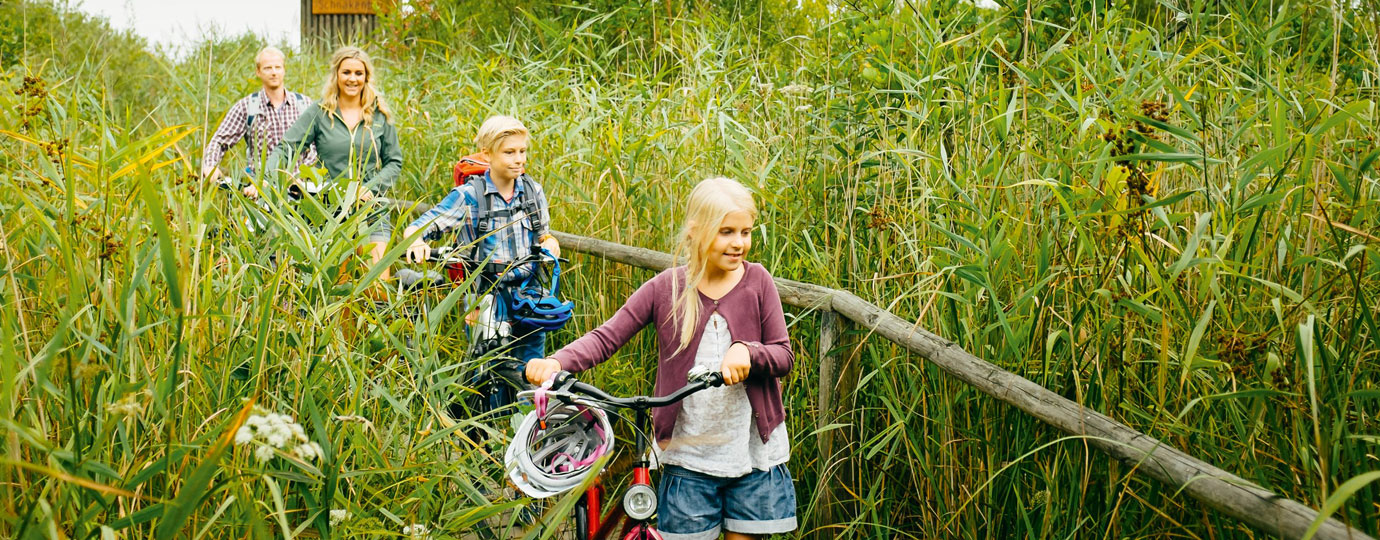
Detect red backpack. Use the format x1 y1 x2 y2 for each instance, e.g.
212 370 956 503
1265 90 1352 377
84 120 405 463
452 152 488 185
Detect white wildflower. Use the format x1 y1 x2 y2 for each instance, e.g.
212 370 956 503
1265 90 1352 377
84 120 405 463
237 405 324 464
329 509 350 527
234 426 254 445
961 0 1001 10
254 444 276 463
292 441 324 461
778 83 813 96
106 391 149 419
402 523 431 539
266 430 290 448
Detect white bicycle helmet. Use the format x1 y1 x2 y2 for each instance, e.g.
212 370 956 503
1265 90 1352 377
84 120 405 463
505 384 614 499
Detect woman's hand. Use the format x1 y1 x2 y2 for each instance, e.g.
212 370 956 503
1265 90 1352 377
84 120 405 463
526 357 562 385
719 343 752 385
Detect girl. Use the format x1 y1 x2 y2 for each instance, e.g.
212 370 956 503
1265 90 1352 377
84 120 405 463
268 45 403 279
526 177 797 540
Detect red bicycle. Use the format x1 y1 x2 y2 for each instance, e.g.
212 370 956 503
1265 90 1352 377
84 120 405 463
510 368 725 540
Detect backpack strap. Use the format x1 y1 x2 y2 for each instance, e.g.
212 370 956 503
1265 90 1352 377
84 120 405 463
290 91 312 108
243 91 262 147
518 175 545 237
467 174 493 259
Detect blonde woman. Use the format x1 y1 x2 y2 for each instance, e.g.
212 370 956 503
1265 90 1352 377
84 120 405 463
527 177 798 540
268 46 402 275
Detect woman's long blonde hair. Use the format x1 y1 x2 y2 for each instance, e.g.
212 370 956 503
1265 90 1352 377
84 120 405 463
318 46 391 126
670 177 759 354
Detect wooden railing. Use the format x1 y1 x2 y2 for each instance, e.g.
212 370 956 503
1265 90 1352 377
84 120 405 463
550 231 1370 540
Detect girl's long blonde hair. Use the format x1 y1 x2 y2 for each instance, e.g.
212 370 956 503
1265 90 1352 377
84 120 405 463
318 46 391 126
671 177 759 354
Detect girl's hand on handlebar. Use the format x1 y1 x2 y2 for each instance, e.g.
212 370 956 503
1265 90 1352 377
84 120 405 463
526 357 562 385
405 240 432 263
720 343 751 385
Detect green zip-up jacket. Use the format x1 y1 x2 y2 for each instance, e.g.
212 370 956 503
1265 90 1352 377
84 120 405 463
267 104 403 194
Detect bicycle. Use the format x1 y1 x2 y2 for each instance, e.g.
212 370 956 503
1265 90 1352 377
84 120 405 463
400 245 576 538
510 368 726 540
401 244 569 431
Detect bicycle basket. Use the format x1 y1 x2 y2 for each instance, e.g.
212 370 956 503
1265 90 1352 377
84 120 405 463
505 387 612 499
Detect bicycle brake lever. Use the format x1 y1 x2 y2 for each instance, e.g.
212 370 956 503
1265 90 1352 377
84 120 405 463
687 366 725 387
550 370 574 389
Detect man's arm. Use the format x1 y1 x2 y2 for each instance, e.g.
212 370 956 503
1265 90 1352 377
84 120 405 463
201 100 249 181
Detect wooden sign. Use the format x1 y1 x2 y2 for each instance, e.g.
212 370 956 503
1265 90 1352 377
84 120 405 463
311 0 391 15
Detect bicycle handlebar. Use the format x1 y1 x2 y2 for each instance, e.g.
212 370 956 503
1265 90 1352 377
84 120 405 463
544 368 725 412
422 246 566 274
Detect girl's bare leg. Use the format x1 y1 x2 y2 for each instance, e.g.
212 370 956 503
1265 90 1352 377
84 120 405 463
368 241 390 281
724 533 758 540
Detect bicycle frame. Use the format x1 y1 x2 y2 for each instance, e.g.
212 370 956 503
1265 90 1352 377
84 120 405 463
581 407 660 540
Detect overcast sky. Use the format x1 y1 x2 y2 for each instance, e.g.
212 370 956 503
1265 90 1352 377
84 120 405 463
74 0 299 54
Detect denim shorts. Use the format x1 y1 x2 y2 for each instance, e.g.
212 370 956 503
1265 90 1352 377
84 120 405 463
657 464 798 540
365 207 392 244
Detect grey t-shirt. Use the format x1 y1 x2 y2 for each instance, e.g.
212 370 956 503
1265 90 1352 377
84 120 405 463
659 312 790 477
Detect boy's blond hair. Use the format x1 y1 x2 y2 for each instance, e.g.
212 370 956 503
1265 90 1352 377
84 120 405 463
475 116 530 152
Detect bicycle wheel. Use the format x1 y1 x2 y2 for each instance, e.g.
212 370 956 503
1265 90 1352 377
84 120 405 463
572 497 589 540
509 496 581 540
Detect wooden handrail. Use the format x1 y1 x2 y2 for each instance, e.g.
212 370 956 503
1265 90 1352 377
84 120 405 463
551 230 1370 540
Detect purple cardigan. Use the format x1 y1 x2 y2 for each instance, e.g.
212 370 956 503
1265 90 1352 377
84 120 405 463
551 262 794 443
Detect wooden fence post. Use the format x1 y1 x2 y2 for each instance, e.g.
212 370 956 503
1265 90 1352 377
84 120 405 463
812 310 859 537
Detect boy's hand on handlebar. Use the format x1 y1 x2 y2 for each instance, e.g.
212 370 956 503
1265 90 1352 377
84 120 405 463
720 343 751 385
526 357 562 385
540 236 560 259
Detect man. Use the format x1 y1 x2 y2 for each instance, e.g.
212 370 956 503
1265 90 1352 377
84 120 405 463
201 46 316 197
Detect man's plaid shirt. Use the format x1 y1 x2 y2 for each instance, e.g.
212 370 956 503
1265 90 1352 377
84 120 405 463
202 90 317 174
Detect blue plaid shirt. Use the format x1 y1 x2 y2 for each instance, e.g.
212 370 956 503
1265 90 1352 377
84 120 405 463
409 172 551 282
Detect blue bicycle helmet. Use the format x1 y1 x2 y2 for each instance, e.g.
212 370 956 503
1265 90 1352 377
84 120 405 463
509 249 574 333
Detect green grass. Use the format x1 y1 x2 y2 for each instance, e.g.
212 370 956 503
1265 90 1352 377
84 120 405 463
2 0 1378 538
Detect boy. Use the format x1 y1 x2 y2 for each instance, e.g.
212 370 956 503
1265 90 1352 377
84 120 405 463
404 115 561 366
